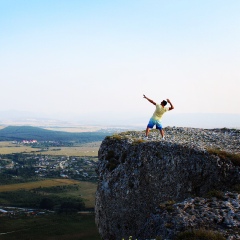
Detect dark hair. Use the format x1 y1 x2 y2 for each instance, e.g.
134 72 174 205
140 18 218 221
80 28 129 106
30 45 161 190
162 100 167 106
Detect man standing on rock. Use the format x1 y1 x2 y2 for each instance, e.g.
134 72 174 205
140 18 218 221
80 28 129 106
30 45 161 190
143 95 174 139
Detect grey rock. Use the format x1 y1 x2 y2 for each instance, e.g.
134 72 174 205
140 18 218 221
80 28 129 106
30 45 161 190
95 127 240 240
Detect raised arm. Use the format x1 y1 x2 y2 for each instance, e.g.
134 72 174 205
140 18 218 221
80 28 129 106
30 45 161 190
166 99 174 110
143 94 156 105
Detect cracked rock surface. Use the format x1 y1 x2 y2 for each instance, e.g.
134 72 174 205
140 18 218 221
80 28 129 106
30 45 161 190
95 127 240 240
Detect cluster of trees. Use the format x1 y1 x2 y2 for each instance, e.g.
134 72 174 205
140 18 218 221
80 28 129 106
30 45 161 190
4 167 36 177
40 198 85 213
35 185 79 193
31 141 74 148
0 172 40 185
0 189 85 213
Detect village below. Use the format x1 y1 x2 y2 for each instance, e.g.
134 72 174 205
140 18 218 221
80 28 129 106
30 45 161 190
0 126 109 240
0 140 98 182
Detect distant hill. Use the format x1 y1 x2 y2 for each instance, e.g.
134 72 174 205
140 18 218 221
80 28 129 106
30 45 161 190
0 126 109 142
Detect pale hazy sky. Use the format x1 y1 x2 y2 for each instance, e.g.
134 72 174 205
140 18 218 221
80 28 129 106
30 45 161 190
0 1 239 126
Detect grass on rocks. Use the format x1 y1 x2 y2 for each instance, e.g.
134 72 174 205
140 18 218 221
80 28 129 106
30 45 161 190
206 190 225 200
176 229 225 240
207 148 240 167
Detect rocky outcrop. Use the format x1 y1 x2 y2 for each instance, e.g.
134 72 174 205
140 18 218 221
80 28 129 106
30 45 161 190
95 127 240 240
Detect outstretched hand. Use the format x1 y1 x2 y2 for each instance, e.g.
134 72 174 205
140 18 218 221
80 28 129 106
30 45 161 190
166 99 174 110
143 94 146 98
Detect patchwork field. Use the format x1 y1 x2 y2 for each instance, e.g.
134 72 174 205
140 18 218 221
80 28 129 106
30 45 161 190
0 137 101 239
0 141 101 156
0 179 79 192
0 179 97 208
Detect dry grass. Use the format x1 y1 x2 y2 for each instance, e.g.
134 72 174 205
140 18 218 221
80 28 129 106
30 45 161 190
207 148 240 167
43 146 99 156
176 229 225 240
0 179 81 192
206 190 224 199
0 145 34 154
76 181 97 208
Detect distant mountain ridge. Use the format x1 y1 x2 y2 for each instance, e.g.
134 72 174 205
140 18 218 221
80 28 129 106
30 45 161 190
0 111 240 128
0 126 109 142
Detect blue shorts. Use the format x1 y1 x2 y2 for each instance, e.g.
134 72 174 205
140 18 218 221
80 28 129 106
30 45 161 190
147 118 163 130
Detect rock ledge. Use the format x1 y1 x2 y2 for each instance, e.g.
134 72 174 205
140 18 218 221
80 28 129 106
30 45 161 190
95 127 240 240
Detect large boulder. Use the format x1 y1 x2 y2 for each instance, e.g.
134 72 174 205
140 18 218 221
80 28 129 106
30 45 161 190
95 128 240 240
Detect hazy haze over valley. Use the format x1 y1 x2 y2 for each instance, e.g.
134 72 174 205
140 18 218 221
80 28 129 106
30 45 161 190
0 110 239 130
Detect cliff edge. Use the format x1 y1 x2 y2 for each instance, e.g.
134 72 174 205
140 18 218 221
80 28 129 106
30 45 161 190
95 127 240 240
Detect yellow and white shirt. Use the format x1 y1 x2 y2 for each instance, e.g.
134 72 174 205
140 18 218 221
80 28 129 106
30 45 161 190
152 104 169 121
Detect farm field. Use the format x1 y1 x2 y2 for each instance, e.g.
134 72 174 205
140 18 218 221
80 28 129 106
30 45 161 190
0 179 81 192
0 179 99 239
0 179 97 208
0 214 100 240
0 137 101 239
0 141 101 156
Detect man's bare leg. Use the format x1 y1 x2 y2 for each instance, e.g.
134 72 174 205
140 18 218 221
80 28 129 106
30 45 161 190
146 127 150 137
159 129 164 138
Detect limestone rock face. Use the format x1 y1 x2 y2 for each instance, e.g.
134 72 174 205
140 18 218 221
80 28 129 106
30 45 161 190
95 128 240 240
